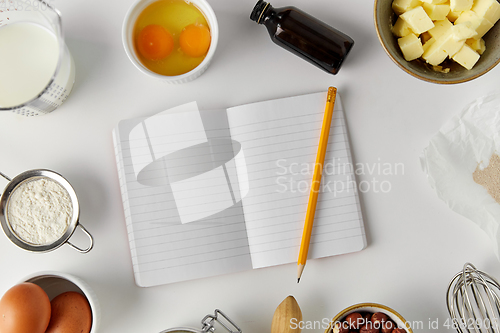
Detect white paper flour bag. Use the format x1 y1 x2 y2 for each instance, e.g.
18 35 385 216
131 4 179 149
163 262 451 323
421 91 500 258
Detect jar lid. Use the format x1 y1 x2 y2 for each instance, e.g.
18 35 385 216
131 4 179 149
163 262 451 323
160 310 241 333
160 328 201 333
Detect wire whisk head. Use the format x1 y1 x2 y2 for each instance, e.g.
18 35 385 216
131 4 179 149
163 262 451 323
447 263 500 333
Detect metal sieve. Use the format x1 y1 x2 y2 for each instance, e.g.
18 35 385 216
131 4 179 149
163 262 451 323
0 169 93 253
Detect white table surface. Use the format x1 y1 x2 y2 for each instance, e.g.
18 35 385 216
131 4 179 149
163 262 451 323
1 0 500 332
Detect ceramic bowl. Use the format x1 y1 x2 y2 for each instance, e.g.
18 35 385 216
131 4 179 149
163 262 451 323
122 0 219 84
374 0 500 84
324 303 413 333
21 271 101 333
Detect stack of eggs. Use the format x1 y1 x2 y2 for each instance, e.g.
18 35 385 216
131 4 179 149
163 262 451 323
0 283 92 333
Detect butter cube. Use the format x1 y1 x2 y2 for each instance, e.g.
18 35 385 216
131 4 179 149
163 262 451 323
421 0 449 4
398 34 425 60
428 18 453 38
423 3 451 20
472 0 500 24
422 44 448 64
474 17 494 38
393 17 414 37
443 35 466 56
453 22 478 39
401 6 435 33
422 31 450 64
456 10 495 38
450 0 473 12
448 10 463 21
455 10 484 29
423 37 437 51
466 37 486 54
423 27 465 64
393 0 422 15
452 44 480 69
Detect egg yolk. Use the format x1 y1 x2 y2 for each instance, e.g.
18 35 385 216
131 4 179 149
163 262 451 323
179 23 211 58
137 24 174 61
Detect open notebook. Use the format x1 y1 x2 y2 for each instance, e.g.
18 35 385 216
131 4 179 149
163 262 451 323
113 91 366 287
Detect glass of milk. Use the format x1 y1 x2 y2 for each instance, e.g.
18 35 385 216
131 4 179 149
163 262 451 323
0 0 75 116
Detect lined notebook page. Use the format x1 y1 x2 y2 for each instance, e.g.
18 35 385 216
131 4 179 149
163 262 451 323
227 92 366 269
113 108 253 287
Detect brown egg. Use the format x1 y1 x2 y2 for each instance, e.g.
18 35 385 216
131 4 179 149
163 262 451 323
0 282 51 333
45 291 92 333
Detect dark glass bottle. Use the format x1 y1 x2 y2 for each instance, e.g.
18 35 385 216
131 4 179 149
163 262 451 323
250 0 354 75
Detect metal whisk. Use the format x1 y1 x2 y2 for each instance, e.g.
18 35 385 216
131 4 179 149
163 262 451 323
447 263 500 333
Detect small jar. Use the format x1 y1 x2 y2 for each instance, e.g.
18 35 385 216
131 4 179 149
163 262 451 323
250 0 354 75
159 309 241 333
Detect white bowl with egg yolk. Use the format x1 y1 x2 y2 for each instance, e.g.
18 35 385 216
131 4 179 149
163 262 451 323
122 0 219 84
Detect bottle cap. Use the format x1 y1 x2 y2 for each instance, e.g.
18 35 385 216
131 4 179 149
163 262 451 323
250 0 269 23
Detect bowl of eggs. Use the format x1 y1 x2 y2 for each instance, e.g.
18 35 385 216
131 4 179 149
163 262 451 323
0 271 100 333
122 0 219 83
374 0 500 84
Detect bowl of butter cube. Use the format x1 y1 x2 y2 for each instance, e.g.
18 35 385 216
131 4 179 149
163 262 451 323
374 0 500 83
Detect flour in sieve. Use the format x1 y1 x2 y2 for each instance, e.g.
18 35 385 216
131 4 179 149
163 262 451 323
7 178 72 245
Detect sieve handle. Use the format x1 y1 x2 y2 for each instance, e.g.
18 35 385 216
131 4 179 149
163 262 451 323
67 223 94 253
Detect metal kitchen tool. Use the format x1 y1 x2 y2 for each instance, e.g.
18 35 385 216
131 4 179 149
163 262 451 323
446 262 500 333
0 169 93 253
159 309 242 333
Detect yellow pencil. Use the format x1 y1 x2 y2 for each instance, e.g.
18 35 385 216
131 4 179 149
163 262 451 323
297 87 337 283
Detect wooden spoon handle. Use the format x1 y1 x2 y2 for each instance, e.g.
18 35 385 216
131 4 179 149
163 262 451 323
271 296 303 333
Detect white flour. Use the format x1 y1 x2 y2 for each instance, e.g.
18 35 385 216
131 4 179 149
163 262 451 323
7 177 72 245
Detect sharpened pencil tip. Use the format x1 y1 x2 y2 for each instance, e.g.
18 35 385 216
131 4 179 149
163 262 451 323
297 278 300 283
